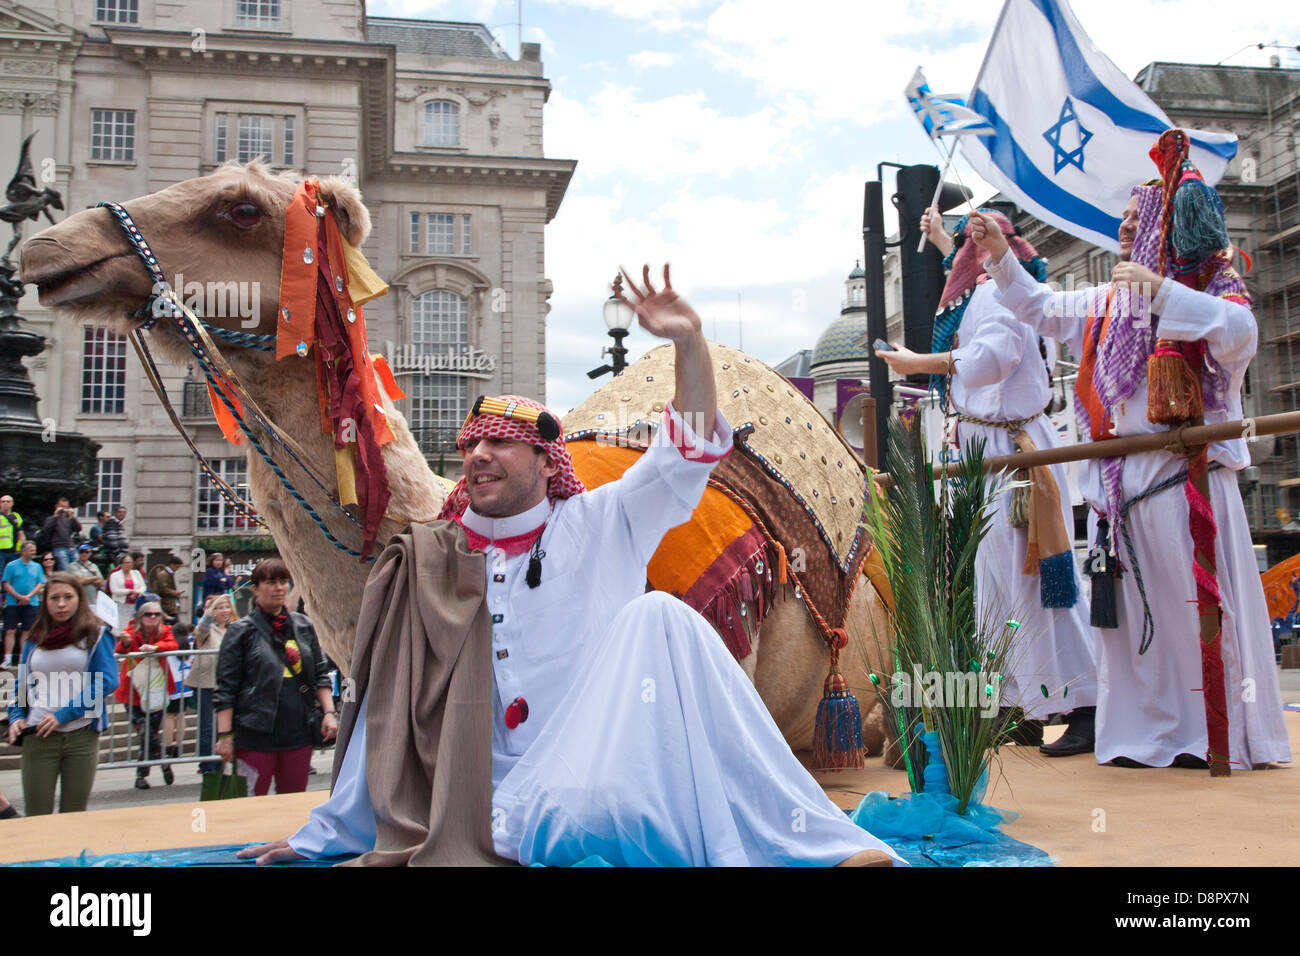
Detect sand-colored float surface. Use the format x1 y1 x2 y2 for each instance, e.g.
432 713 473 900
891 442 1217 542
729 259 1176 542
2 712 1294 866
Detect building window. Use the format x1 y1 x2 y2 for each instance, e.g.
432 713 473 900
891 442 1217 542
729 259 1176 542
407 291 470 455
235 0 281 28
422 101 460 147
90 110 135 162
215 112 227 163
237 115 273 163
408 213 472 255
282 115 295 167
427 214 455 254
196 458 259 531
95 0 139 23
81 459 125 519
215 113 296 165
80 327 127 414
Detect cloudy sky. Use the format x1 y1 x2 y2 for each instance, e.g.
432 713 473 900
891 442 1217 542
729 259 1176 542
368 0 1297 412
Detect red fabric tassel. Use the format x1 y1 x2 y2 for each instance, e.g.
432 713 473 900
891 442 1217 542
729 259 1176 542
1187 445 1230 775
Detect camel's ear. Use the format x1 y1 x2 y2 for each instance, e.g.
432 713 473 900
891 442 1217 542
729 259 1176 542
317 176 371 246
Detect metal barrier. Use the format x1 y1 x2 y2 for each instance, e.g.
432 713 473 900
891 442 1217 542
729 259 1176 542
101 648 219 771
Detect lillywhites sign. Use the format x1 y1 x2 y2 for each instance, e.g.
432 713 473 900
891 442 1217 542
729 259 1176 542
385 341 497 379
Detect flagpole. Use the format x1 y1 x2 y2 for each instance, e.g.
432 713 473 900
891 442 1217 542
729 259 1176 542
917 137 960 252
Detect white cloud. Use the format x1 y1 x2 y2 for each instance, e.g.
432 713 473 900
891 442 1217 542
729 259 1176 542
629 50 675 68
547 84 812 181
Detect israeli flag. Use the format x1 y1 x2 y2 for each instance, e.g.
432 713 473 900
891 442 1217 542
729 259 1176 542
959 0 1237 252
906 68 994 139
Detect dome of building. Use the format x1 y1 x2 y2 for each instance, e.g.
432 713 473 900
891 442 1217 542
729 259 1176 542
848 259 865 280
810 311 870 368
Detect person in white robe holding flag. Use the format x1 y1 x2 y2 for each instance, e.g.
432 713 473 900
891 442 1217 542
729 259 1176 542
967 133 1291 772
878 207 1098 755
239 265 904 867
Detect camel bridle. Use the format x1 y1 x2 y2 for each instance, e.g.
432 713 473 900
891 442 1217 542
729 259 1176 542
97 200 381 563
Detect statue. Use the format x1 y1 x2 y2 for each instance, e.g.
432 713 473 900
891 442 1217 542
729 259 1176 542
0 132 63 294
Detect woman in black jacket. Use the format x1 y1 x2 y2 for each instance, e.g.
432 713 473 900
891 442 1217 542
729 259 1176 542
214 558 337 795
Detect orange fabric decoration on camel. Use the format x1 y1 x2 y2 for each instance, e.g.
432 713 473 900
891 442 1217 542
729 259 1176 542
273 179 396 558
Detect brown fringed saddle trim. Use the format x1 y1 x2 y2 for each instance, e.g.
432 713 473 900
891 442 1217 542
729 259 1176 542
705 478 862 654
681 525 776 661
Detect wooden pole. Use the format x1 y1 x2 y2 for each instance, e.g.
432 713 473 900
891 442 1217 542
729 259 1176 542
872 411 1300 486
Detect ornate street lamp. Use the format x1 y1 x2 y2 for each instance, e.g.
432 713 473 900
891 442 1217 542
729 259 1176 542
588 274 636 379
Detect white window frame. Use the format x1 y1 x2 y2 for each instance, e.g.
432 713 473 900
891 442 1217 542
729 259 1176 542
81 459 125 519
94 0 139 23
407 291 471 454
196 458 259 532
90 110 135 162
215 112 228 163
282 115 295 167
236 114 274 164
80 327 127 415
422 101 460 147
234 0 281 28
407 212 472 256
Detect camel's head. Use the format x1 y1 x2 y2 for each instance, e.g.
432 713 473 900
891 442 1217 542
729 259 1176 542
18 161 371 358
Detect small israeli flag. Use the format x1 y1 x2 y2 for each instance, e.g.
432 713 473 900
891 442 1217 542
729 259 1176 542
960 0 1237 252
905 68 994 139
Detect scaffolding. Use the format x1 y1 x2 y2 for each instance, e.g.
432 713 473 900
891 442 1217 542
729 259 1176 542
1248 81 1300 534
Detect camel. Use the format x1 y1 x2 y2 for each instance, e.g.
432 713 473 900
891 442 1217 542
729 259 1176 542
19 161 896 757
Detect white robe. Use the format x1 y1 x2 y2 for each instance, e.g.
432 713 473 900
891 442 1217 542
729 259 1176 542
988 250 1292 768
288 406 904 865
948 283 1098 718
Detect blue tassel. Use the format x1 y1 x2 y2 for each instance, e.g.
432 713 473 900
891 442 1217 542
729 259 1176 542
1173 179 1229 262
812 664 864 770
1039 550 1078 609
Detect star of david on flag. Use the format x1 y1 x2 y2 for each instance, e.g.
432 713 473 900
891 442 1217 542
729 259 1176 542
1043 97 1092 173
958 0 1237 252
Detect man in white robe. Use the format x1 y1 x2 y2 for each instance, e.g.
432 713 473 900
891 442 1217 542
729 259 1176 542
240 265 904 865
879 208 1099 756
967 172 1291 771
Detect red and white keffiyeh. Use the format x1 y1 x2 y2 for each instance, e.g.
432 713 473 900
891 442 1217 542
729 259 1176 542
436 395 585 522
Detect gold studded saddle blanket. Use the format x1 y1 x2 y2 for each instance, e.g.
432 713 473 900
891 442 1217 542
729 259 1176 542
564 342 886 659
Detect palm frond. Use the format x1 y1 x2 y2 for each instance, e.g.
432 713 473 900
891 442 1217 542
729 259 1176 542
861 415 1019 813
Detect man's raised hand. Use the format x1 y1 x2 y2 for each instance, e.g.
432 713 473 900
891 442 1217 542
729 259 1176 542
615 265 703 345
968 211 1009 261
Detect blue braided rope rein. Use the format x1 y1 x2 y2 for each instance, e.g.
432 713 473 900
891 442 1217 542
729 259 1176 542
97 201 374 563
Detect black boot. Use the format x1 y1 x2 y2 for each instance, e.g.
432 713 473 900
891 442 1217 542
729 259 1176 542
1040 705 1095 757
1000 707 1044 746
162 746 177 785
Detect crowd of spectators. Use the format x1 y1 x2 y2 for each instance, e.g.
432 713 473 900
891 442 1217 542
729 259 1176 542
0 492 335 816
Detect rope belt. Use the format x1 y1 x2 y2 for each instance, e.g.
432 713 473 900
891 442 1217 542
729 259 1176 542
1109 462 1223 655
955 412 1041 432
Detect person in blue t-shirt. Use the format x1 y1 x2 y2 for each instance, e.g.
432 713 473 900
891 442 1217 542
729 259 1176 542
3 542 45 666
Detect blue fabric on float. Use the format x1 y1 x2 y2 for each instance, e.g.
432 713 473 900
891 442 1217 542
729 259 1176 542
848 791 1054 867
6 798 1051 867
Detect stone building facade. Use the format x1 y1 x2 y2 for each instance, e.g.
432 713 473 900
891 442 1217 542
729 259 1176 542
1 0 573 596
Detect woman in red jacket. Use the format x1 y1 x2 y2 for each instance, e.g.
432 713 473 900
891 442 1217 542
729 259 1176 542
115 601 178 789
